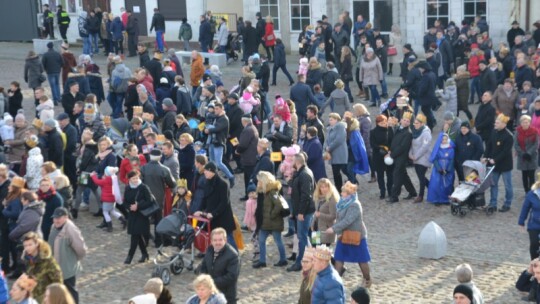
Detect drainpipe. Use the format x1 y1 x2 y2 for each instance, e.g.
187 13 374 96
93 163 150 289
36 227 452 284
525 0 530 31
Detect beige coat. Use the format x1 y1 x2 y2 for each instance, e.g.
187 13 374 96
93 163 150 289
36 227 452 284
8 122 30 163
493 85 518 119
314 196 337 244
359 55 383 86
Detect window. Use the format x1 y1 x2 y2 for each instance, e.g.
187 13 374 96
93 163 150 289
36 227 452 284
426 0 449 29
463 0 487 25
290 0 310 32
158 0 187 21
260 0 280 31
353 0 393 33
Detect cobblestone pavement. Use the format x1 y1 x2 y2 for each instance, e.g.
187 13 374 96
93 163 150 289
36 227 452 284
0 42 532 303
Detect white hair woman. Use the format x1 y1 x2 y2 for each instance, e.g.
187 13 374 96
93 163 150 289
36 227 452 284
185 274 227 304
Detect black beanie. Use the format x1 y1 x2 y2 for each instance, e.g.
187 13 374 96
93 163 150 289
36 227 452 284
453 284 474 302
351 287 370 304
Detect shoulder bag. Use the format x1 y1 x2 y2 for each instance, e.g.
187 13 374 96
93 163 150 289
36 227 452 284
136 187 161 217
340 230 361 245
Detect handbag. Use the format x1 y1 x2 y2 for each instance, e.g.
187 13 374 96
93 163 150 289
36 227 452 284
277 194 291 217
387 46 398 56
38 74 46 83
266 34 274 41
340 230 361 245
136 188 161 217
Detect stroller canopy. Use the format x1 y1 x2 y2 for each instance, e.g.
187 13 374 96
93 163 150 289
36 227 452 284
462 160 486 181
156 209 188 237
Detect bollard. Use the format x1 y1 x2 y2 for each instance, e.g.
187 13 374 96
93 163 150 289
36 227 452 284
417 221 447 259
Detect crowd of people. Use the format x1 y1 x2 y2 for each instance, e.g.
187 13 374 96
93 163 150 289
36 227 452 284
1 4 540 304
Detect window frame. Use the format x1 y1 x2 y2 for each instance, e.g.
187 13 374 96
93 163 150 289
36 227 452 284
425 0 449 30
259 0 280 32
463 0 488 25
289 0 311 33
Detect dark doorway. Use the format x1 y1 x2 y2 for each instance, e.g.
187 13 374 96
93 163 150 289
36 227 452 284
0 0 38 41
82 0 110 12
125 0 148 36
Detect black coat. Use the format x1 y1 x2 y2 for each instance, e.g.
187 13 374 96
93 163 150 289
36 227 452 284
305 117 325 145
198 243 240 304
201 175 235 232
161 109 176 135
375 45 388 73
150 13 165 32
400 50 417 81
507 27 525 48
251 150 274 184
416 69 437 106
322 70 339 98
61 92 85 125
265 122 293 153
79 142 98 173
41 49 64 74
475 102 496 142
306 66 323 90
46 128 64 168
485 128 514 172
290 82 317 117
480 68 497 94
454 131 484 164
144 58 163 89
243 26 259 56
125 183 153 236
237 123 259 167
198 20 213 46
274 43 287 67
403 67 422 99
390 126 412 161
370 125 394 171
438 39 453 73
291 165 315 216
227 103 244 139
139 50 150 68
256 19 266 39
209 114 230 148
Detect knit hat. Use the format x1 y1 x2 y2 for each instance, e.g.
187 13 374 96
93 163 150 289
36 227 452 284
228 93 239 100
15 112 25 122
44 118 57 129
351 287 371 304
470 43 479 49
207 102 215 109
403 43 412 51
144 278 164 300
205 84 216 95
445 77 456 87
453 284 474 302
242 91 253 100
415 113 427 124
202 74 212 83
247 183 257 193
216 80 224 88
443 111 455 121
163 98 174 108
11 176 26 189
461 121 471 129
204 162 218 173
3 113 12 122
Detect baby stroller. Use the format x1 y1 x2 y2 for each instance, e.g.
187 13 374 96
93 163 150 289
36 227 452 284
226 33 240 61
151 209 202 285
449 160 495 216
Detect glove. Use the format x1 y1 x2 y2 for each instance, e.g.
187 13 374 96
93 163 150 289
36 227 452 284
523 153 532 161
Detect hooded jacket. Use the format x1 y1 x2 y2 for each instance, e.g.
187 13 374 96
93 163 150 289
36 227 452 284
260 180 284 231
9 200 45 241
25 241 63 303
26 147 44 190
24 55 44 89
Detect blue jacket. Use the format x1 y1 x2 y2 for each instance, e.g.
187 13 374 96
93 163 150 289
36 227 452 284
0 271 7 304
303 137 326 181
289 82 317 117
110 17 124 41
519 190 540 231
349 129 370 175
273 43 287 67
2 198 22 232
311 265 346 304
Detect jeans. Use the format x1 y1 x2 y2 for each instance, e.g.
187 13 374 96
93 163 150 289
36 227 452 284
155 30 164 52
368 85 380 105
227 233 238 251
82 36 91 55
272 64 294 84
107 92 125 118
381 76 388 96
262 94 272 120
294 213 314 266
258 230 286 263
489 170 513 208
209 145 234 179
183 39 190 51
470 76 481 103
90 33 99 54
47 73 61 103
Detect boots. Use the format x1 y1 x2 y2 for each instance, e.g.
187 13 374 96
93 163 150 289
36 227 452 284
70 209 78 219
138 254 149 263
124 255 133 265
119 216 127 230
93 208 103 217
413 196 423 203
106 221 113 232
287 253 297 261
469 119 475 128
387 63 393 75
96 220 107 229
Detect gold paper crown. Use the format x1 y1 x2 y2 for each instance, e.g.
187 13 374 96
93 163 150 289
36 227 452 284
177 179 188 188
103 115 111 124
32 118 43 129
313 245 332 261
496 113 509 124
303 247 316 260
15 274 38 292
402 111 413 121
84 106 95 115
25 135 39 148
415 113 427 124
133 106 143 114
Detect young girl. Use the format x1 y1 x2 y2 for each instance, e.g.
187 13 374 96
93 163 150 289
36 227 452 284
437 77 458 115
0 113 14 151
36 95 55 121
172 178 192 216
298 57 309 76
239 87 261 124
273 95 291 123
243 183 257 232
25 135 43 191
91 166 126 232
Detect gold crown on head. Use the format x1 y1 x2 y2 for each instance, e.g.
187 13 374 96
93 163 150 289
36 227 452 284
415 113 427 124
133 106 143 114
103 115 111 124
402 111 413 121
496 113 509 124
176 178 188 188
303 247 316 260
313 245 332 261
84 107 95 115
32 118 43 129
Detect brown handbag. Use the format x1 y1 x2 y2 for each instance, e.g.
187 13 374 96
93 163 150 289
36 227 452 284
340 230 361 245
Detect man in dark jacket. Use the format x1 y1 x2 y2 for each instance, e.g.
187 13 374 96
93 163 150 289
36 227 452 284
206 102 235 187
287 153 315 272
479 61 497 95
515 58 535 91
42 42 64 105
322 62 340 98
237 115 259 200
9 192 45 242
149 8 166 53
423 27 437 52
290 74 318 130
331 23 349 70
197 227 240 304
226 93 244 174
61 82 85 126
375 37 389 97
474 91 496 145
454 121 484 181
243 21 259 63
42 4 55 39
265 115 293 160
87 11 100 55
57 113 78 193
436 31 454 76
387 113 417 203
126 10 139 57
138 43 151 68
42 119 64 168
271 39 295 86
143 51 163 90
483 114 514 212
198 15 212 54
507 21 525 49
255 12 266 51
415 61 437 129
305 105 325 145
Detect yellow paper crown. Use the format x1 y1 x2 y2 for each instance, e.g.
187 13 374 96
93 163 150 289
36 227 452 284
133 106 143 114
25 135 39 148
84 107 95 115
402 111 413 121
32 118 43 129
313 245 332 261
303 247 316 260
103 115 111 124
496 113 509 124
415 113 427 124
176 178 188 188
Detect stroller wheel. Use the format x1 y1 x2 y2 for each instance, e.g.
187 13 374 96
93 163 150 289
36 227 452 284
170 256 185 275
451 206 459 216
151 266 161 278
459 209 467 217
160 268 171 285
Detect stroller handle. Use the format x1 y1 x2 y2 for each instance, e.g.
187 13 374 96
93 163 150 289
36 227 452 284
188 215 210 232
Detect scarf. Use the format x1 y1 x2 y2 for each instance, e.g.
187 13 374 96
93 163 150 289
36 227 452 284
336 193 357 211
129 179 142 189
24 254 38 265
98 149 112 160
37 187 56 200
517 125 538 150
503 87 513 98
412 125 425 139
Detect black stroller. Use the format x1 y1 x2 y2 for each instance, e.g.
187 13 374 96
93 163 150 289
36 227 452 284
226 32 240 61
151 209 201 285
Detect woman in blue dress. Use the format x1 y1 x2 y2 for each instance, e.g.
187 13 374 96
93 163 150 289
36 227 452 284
427 132 455 204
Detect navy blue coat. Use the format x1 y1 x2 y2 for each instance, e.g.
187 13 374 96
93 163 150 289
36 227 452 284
274 43 287 67
41 193 64 241
303 137 326 181
199 20 213 46
515 65 534 91
110 17 124 41
289 82 317 117
417 70 438 106
251 150 274 184
454 131 484 165
519 190 540 231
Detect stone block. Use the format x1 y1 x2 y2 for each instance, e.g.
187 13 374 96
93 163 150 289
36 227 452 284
33 39 63 55
417 221 447 259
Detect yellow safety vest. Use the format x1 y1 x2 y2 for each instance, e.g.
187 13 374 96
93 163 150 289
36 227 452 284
60 12 69 25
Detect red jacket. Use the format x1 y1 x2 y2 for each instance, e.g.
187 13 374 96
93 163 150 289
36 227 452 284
264 23 276 47
91 175 115 203
468 54 484 78
119 154 147 184
139 75 156 99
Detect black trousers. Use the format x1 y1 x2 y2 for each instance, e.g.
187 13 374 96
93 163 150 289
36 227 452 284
128 34 138 56
59 25 68 43
331 164 349 193
64 155 77 195
243 165 255 196
391 158 417 199
64 276 79 304
529 230 540 260
414 164 429 197
375 164 393 197
113 39 124 55
0 228 10 271
128 234 149 257
153 212 163 247
523 170 536 192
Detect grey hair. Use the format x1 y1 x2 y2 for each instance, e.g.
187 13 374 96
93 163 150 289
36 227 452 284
241 117 252 124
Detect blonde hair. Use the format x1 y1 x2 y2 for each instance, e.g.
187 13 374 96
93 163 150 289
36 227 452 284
334 79 344 89
520 115 532 123
328 113 341 121
180 133 194 144
45 283 75 304
193 274 219 294
266 15 273 23
210 227 227 239
342 181 358 194
256 171 276 193
41 161 57 174
313 178 340 203
353 103 369 116
54 174 71 189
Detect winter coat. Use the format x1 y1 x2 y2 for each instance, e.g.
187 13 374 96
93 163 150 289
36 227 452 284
359 55 383 86
78 13 89 38
64 73 90 96
228 103 244 139
480 68 498 95
2 197 22 232
24 242 63 303
243 25 259 57
311 265 345 304
217 23 228 46
265 121 293 153
201 175 236 233
48 219 86 280
41 49 63 74
197 243 239 304
454 131 484 165
515 65 535 91
161 109 176 135
291 165 316 216
455 72 471 111
208 114 230 149
237 123 259 167
273 42 287 67
322 69 340 98
91 175 115 202
390 126 412 162
439 85 458 115
26 147 44 190
438 38 453 74
306 63 323 90
325 122 348 165
9 200 45 241
289 82 317 117
119 154 146 184
24 55 44 89
263 23 276 47
178 22 192 41
144 58 163 89
519 190 540 231
514 126 539 171
251 150 274 184
417 69 438 106
141 160 176 207
8 122 30 163
305 117 325 145
303 136 326 181
493 85 518 119
190 170 206 214
95 149 116 177
41 192 64 241
190 55 205 87
110 17 124 41
340 55 353 82
468 54 484 78
375 45 388 73
485 128 514 172
370 125 393 171
7 88 21 117
332 30 349 55
125 183 153 236
321 89 351 115
198 19 213 46
149 12 165 32
162 152 180 180
475 101 496 142
111 63 131 93
175 85 192 115
260 180 284 231
314 195 337 244
409 127 432 168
